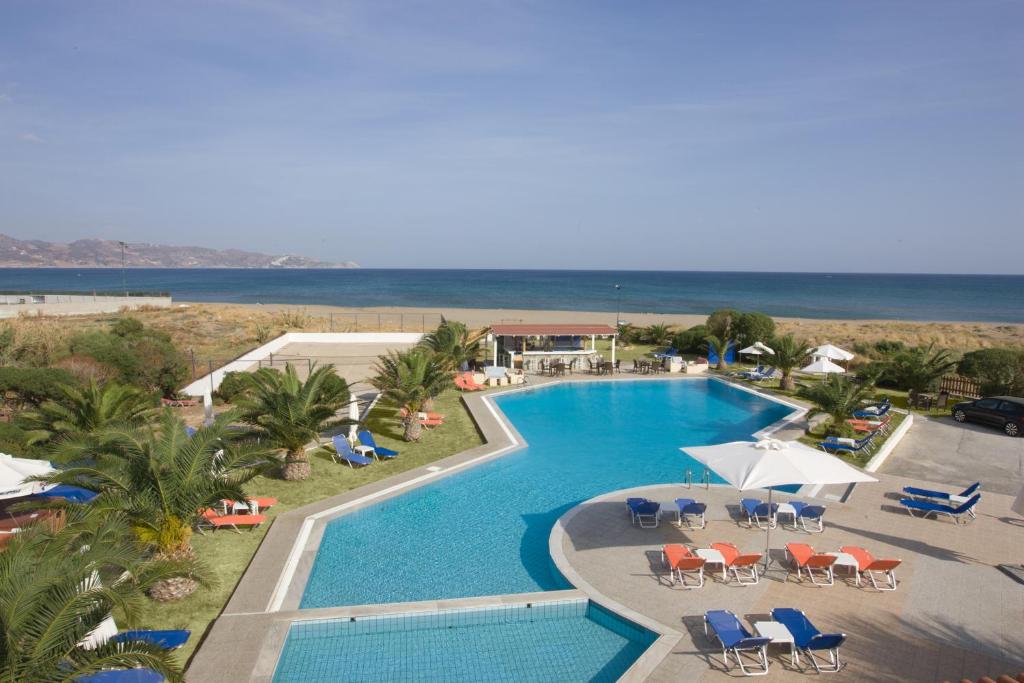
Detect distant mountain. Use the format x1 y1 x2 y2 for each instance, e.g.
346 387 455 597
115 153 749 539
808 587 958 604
0 234 358 269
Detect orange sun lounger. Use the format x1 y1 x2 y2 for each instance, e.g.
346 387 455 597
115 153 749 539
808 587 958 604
454 373 485 391
785 543 838 586
199 509 266 533
662 544 706 589
709 542 763 585
220 497 278 515
839 546 902 591
399 407 445 424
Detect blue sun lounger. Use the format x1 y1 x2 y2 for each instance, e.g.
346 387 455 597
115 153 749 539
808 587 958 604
741 498 778 529
77 670 164 683
357 430 399 460
626 498 660 528
703 610 772 676
899 493 979 524
902 481 980 501
111 629 190 650
331 435 373 468
788 501 827 532
853 400 891 419
771 608 846 673
818 434 873 454
674 498 707 529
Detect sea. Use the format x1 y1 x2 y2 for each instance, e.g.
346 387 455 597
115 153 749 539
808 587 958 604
0 268 1021 323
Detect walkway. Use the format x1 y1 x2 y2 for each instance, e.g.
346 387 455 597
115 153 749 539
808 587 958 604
554 479 1024 682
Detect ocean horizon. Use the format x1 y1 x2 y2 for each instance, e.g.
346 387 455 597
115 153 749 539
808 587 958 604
1 268 1022 323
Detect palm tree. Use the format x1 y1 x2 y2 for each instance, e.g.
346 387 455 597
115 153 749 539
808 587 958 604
888 342 958 394
704 334 731 370
644 323 673 346
799 374 873 435
370 349 452 442
19 379 159 445
0 507 195 681
420 320 480 373
41 411 268 600
770 334 813 391
235 364 351 481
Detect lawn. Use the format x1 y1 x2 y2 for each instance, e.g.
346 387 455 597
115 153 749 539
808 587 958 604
136 388 484 666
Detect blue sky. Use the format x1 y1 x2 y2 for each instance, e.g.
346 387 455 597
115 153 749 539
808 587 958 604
1 1 1021 272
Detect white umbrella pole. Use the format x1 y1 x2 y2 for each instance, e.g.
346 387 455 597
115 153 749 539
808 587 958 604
764 487 773 573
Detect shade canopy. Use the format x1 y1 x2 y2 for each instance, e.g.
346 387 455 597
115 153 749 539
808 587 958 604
813 344 854 361
802 358 847 374
682 438 877 490
739 341 775 356
0 453 54 500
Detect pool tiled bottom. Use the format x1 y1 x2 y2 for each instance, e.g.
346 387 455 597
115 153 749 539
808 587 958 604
271 600 656 682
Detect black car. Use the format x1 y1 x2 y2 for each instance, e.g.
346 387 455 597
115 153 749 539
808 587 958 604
951 396 1024 436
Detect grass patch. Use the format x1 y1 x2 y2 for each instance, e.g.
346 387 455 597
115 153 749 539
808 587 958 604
136 389 483 666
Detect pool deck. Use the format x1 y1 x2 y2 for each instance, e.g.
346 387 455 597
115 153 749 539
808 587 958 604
552 481 1024 682
187 374 1024 682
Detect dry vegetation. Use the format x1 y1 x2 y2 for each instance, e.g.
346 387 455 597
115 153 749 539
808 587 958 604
775 318 1024 354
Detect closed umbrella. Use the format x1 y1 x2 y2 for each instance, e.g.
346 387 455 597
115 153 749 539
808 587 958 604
0 453 54 500
347 398 361 440
813 344 854 362
682 438 877 569
802 358 846 375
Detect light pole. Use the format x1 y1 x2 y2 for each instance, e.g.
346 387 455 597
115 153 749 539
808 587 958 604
614 284 622 328
119 241 127 295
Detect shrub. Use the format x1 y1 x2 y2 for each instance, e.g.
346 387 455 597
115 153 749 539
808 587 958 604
958 348 1024 396
68 318 187 396
671 325 708 354
705 309 739 340
643 324 673 346
732 312 775 350
0 367 78 409
878 343 958 393
214 371 250 403
51 354 119 385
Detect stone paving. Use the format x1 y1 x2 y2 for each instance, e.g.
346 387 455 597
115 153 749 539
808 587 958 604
554 479 1024 682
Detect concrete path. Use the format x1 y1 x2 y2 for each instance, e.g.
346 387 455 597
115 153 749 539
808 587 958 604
882 414 1024 495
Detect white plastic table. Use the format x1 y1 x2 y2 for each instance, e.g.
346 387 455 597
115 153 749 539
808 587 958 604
353 444 376 459
753 621 798 666
695 548 727 581
776 502 797 528
825 551 860 585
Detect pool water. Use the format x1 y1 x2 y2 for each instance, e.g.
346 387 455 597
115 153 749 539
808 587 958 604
301 379 792 608
272 600 656 683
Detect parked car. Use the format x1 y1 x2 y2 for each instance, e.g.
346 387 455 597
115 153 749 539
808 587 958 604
951 396 1024 436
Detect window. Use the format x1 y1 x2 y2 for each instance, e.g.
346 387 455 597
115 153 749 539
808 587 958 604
999 401 1022 414
975 399 999 409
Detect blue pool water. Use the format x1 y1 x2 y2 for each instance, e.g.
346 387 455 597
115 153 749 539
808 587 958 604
272 600 656 682
301 379 792 608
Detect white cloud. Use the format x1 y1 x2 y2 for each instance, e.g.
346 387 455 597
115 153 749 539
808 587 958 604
19 132 43 143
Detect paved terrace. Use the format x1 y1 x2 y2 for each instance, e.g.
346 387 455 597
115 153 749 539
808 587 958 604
553 480 1024 682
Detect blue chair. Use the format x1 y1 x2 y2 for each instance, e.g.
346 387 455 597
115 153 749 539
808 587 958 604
111 629 190 650
627 498 660 528
899 493 979 524
818 434 873 454
703 610 771 676
771 608 846 673
77 670 164 683
740 498 777 529
789 502 827 533
853 401 891 419
331 435 373 468
357 430 398 460
674 498 707 529
902 481 980 502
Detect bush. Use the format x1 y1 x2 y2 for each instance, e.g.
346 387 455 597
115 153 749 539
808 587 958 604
51 354 119 385
0 367 78 408
705 309 739 340
214 371 250 403
671 325 708 354
958 348 1024 396
67 318 187 396
731 312 775 350
0 422 39 456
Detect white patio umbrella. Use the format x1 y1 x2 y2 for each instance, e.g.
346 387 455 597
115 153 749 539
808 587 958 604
813 344 854 362
738 342 774 366
801 358 846 375
0 453 55 500
347 397 361 440
681 438 877 569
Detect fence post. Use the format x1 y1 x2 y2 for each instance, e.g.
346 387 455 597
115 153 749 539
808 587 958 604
377 313 382 330
307 358 312 375
269 352 274 367
421 314 426 332
329 313 334 332
400 314 404 332
354 313 359 331
190 349 197 379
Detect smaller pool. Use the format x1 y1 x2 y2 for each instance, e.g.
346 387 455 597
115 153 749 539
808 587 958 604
272 599 656 682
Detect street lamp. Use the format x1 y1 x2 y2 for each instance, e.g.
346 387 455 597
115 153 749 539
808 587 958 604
614 284 622 328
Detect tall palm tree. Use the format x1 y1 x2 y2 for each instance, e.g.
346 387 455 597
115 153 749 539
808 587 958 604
770 334 813 391
42 411 268 600
19 379 159 445
798 374 873 435
644 323 673 346
888 342 958 394
370 349 452 442
0 507 194 681
704 334 731 370
235 364 351 481
420 320 480 373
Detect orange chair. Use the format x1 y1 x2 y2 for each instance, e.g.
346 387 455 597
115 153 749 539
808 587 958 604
845 415 892 433
839 546 902 591
709 542 763 585
399 407 445 425
199 509 266 533
454 373 485 391
662 544 706 589
221 496 278 515
785 543 838 586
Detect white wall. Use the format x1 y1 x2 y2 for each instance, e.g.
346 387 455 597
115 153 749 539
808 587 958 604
181 332 423 397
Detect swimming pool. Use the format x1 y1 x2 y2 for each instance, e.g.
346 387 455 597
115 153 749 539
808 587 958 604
272 599 656 683
301 379 793 608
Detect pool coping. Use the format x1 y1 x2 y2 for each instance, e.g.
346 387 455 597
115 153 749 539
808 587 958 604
189 374 807 681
